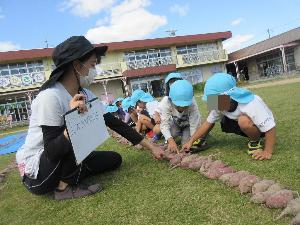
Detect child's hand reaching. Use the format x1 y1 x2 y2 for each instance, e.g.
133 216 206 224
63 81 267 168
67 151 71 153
153 112 161 124
252 150 272 160
167 138 179 154
182 141 192 153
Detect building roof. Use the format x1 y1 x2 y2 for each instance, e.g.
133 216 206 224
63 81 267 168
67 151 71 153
228 27 300 63
123 64 176 78
0 48 54 63
96 31 232 51
0 31 231 63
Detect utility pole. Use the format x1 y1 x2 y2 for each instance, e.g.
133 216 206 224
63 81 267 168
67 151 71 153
267 28 272 39
45 40 49 48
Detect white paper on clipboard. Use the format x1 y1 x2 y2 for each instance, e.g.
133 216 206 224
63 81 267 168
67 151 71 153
64 98 109 164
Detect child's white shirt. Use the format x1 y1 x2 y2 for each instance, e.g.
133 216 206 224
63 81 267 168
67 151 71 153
146 100 160 118
207 95 275 132
159 96 201 140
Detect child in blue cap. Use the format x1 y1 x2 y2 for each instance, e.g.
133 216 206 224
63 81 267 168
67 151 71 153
165 72 183 96
160 79 202 153
135 92 162 140
130 90 157 138
163 72 209 151
182 73 276 160
128 89 146 127
113 97 126 121
121 97 136 127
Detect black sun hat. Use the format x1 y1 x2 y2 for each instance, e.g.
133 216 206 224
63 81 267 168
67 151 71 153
39 36 107 91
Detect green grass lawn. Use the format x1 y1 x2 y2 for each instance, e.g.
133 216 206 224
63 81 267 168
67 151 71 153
0 83 299 225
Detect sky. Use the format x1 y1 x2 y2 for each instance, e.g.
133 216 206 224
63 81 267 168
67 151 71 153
0 0 300 53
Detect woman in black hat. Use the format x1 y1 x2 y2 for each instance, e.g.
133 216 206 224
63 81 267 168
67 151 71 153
16 36 164 200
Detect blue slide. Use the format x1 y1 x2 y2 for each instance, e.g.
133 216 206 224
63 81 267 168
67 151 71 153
0 132 27 155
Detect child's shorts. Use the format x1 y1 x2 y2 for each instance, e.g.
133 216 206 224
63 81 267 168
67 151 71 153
150 118 156 126
143 114 156 126
220 116 265 137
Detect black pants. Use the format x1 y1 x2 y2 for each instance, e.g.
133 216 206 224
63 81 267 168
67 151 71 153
23 150 122 195
22 113 143 195
220 116 265 138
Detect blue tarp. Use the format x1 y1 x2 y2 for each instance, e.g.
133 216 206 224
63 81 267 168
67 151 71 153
0 132 27 155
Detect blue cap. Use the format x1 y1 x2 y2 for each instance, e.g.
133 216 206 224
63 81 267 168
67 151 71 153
131 89 145 104
165 72 183 84
169 80 193 107
202 73 254 104
140 93 154 103
122 97 135 112
106 104 118 113
113 97 124 105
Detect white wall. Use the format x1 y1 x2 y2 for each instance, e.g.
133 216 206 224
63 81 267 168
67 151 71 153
246 58 259 81
89 79 124 101
201 62 226 81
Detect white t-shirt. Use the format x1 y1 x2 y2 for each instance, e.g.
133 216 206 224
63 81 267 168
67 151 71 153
146 100 160 118
159 96 201 140
16 82 101 179
206 95 275 132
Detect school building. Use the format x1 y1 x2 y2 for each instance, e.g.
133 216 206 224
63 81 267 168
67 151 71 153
226 27 300 81
0 31 231 125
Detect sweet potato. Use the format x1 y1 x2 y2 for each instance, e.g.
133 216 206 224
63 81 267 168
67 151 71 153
250 191 274 204
277 198 300 219
267 183 285 193
252 179 275 195
188 161 202 171
180 154 200 168
219 172 236 183
203 166 235 179
251 184 292 204
292 213 300 225
163 150 176 161
199 160 225 173
169 152 187 168
187 156 211 171
238 175 261 194
265 189 296 208
169 154 182 167
227 171 250 187
250 184 285 204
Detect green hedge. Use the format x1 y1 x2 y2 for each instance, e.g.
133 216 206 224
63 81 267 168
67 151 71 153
193 81 206 93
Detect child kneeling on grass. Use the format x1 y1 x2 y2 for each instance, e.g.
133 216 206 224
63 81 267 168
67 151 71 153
135 92 162 141
160 79 202 153
182 73 276 160
121 97 136 127
113 97 126 121
164 72 209 150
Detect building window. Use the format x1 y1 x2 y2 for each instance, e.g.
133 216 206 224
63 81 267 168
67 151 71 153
179 67 203 85
176 43 221 65
256 52 284 77
176 43 218 55
0 60 45 77
124 48 173 70
130 75 165 97
0 61 46 89
285 48 296 71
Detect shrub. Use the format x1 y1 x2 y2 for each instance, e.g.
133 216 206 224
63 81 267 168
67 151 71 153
193 81 206 94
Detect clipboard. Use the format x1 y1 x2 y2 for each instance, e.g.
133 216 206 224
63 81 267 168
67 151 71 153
64 97 109 164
